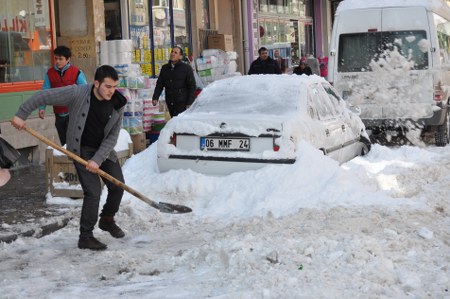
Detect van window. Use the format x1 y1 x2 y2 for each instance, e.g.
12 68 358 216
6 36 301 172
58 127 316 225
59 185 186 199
338 31 428 72
435 13 450 65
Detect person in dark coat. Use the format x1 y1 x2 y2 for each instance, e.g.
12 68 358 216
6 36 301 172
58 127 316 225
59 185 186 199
248 47 282 75
293 61 313 76
152 46 196 118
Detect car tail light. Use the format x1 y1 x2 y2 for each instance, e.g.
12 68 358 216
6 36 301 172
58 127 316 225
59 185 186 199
170 133 177 146
273 137 280 152
434 82 443 102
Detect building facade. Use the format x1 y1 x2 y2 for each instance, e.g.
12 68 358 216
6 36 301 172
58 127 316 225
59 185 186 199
0 0 330 164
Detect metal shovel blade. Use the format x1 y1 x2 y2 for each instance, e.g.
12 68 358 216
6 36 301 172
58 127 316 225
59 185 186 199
158 202 193 214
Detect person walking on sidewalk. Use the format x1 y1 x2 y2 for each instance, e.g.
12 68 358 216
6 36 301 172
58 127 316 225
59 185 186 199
11 65 127 251
293 61 313 76
152 46 196 118
248 47 282 75
39 45 87 145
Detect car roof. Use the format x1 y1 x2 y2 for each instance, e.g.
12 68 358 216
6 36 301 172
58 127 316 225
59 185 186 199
190 74 328 117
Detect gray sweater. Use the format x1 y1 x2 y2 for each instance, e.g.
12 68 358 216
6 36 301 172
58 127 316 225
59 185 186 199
15 84 126 166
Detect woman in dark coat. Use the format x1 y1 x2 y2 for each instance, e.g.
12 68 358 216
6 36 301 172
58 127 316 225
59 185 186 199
293 61 313 76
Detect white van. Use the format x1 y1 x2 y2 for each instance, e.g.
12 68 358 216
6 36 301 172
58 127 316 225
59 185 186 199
328 0 450 145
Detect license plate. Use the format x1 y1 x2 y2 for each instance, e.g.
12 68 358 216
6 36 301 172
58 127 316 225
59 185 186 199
200 137 250 151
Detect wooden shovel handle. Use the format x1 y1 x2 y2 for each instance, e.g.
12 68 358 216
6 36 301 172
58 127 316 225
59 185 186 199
22 125 192 213
23 126 159 209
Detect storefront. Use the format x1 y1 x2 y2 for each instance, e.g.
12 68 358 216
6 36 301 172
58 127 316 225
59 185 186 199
104 0 193 77
0 0 53 94
256 0 314 72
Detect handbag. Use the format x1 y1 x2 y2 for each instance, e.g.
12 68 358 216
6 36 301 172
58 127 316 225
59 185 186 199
0 137 20 168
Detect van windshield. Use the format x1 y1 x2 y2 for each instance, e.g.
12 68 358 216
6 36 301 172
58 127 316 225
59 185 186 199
338 31 428 72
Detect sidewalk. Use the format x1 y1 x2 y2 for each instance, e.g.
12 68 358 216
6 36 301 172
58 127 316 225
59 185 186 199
0 165 74 243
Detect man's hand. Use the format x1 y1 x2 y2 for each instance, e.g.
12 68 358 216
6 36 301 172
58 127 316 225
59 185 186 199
11 116 25 130
85 160 100 173
39 109 45 119
152 99 158 106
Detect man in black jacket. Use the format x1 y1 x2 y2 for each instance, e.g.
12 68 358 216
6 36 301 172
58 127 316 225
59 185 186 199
248 47 281 75
152 46 196 117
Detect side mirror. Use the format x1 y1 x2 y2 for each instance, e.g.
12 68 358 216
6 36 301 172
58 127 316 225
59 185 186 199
348 105 361 116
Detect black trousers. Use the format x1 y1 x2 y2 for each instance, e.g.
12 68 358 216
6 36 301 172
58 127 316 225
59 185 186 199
55 114 69 145
166 101 187 117
74 146 124 238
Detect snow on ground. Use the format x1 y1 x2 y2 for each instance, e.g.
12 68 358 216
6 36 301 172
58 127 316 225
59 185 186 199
0 141 449 298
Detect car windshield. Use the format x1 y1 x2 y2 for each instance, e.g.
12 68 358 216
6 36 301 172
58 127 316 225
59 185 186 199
338 30 428 72
189 75 303 116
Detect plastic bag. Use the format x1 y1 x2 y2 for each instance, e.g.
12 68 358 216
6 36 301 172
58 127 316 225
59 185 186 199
0 137 20 169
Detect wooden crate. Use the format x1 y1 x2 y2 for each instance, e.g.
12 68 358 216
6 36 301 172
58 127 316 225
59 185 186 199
45 143 133 198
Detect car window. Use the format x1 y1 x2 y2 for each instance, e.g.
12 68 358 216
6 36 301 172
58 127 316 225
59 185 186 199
307 94 319 120
308 84 337 120
322 83 345 115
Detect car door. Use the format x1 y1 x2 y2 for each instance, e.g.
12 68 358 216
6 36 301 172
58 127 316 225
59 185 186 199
322 82 362 162
307 83 345 162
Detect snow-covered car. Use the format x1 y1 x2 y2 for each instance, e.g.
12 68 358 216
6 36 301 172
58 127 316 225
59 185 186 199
157 75 371 175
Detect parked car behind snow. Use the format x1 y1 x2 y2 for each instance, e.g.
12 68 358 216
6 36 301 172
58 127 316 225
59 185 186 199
157 75 371 175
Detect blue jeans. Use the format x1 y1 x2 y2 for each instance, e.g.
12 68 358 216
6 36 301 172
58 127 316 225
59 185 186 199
74 146 124 238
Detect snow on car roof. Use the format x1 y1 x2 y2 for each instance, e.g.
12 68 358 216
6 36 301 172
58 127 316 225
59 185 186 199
189 74 326 116
336 0 450 13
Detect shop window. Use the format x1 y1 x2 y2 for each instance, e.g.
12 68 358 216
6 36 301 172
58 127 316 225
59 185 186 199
129 0 190 77
0 0 52 84
152 1 190 74
259 17 315 71
259 0 311 17
105 0 123 40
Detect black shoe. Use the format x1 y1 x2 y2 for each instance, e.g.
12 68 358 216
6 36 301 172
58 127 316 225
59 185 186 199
78 236 107 250
99 217 125 238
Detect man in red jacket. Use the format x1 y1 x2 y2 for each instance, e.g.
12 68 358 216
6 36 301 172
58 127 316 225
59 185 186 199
39 46 87 145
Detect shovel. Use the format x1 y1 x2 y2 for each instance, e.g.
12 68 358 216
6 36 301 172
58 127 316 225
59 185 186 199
23 126 192 214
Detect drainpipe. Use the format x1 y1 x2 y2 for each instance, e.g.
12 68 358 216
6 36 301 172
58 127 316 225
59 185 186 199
314 0 323 57
120 0 129 39
242 0 254 74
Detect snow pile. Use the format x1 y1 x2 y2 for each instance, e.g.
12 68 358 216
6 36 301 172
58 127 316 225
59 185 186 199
1 141 449 298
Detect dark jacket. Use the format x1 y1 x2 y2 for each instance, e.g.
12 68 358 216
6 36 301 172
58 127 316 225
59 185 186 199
152 61 196 106
248 57 281 75
293 65 313 76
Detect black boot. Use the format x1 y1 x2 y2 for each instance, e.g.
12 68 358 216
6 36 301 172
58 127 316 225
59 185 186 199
99 216 125 238
78 236 107 250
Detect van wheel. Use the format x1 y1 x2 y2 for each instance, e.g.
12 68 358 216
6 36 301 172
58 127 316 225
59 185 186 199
435 110 450 147
360 136 371 155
